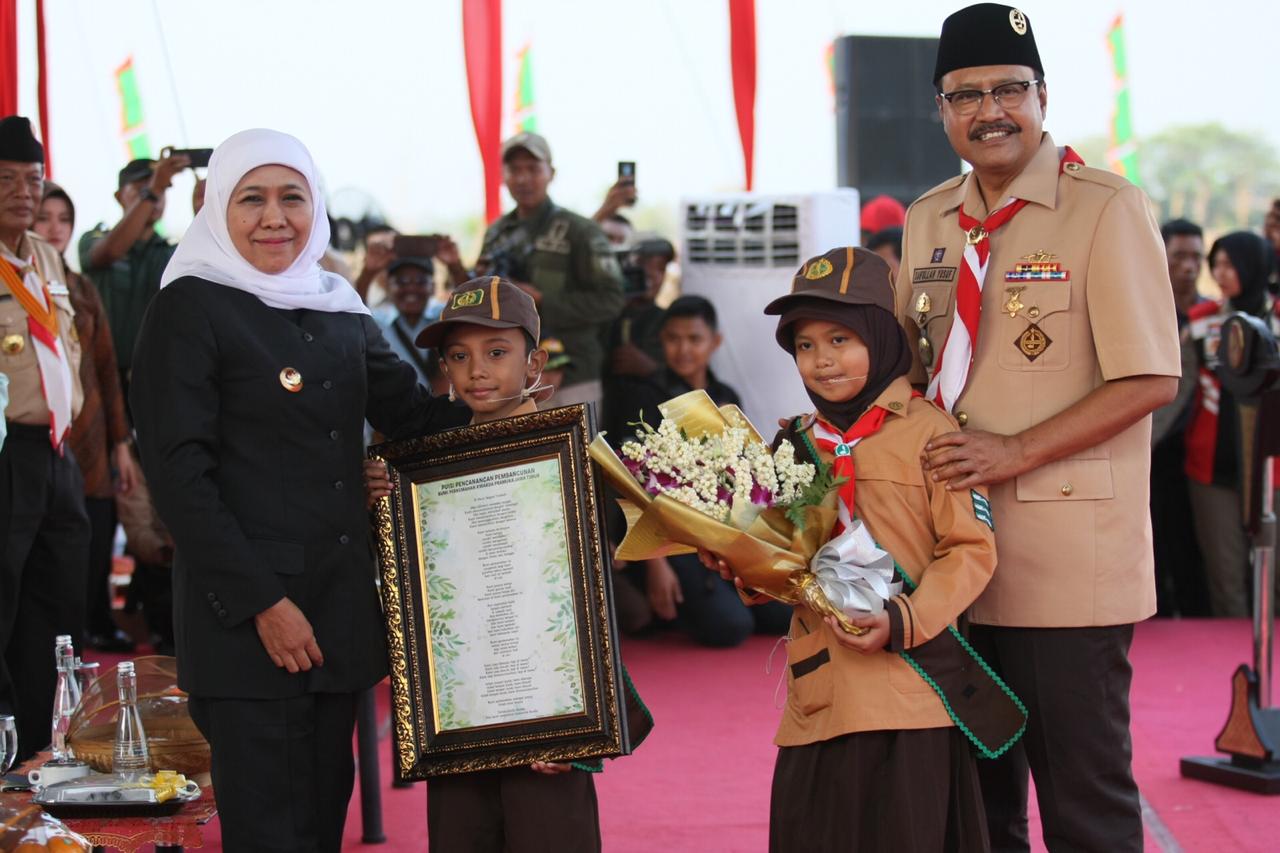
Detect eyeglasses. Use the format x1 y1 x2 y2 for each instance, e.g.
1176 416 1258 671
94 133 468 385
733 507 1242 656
940 80 1041 116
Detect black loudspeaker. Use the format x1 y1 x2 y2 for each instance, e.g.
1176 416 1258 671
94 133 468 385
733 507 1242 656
834 35 959 206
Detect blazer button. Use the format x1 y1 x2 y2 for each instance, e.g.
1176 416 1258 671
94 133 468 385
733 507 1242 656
217 609 229 618
334 480 345 491
339 534 350 545
1061 482 1074 496
303 332 314 342
322 380 333 390
207 592 216 601
330 430 339 440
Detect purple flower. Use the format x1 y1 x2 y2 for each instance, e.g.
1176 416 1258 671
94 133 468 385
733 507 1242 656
750 481 774 506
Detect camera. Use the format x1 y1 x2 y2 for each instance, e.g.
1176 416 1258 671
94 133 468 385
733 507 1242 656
160 146 213 169
618 250 646 296
1217 312 1280 399
484 246 531 283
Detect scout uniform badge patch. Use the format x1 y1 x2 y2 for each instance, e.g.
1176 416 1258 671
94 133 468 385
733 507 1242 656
452 288 485 309
1016 324 1051 361
971 490 994 530
804 258 834 280
1005 250 1068 282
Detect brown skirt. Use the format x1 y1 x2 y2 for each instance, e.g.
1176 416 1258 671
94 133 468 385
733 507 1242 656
770 727 989 853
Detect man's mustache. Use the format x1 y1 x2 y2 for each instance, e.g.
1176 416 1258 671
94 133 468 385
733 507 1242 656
969 123 1020 141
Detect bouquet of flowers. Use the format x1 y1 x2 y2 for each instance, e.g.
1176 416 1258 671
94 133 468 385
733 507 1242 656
589 390 900 633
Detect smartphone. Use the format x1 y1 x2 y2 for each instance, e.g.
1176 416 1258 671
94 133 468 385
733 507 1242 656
160 146 214 169
618 161 636 183
393 235 441 258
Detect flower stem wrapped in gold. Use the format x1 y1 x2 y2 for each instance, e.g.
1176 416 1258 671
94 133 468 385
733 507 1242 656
589 390 869 635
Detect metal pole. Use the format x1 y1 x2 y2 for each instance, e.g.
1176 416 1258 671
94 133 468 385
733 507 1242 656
355 687 386 843
1254 458 1276 709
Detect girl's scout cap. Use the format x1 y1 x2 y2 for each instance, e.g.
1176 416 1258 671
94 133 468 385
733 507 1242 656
933 4 1042 85
416 276 540 349
763 246 895 316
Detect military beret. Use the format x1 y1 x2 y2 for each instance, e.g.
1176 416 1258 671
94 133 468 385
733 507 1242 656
933 4 1043 86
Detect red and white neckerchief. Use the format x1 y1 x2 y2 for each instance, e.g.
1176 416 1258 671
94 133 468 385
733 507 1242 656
810 406 891 534
927 147 1086 413
0 249 74 449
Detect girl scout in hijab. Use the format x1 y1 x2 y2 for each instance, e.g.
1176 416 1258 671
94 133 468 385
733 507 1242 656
703 247 1024 853
130 128 465 852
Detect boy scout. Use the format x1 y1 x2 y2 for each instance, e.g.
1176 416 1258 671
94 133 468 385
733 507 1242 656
478 132 624 407
0 115 88 761
898 6 1180 850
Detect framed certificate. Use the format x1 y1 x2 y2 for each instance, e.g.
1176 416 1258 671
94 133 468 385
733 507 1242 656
370 404 631 777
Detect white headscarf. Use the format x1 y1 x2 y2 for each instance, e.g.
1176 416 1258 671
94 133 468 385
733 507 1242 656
160 128 369 315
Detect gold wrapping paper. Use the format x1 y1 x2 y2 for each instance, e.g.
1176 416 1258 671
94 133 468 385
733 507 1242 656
590 390 868 635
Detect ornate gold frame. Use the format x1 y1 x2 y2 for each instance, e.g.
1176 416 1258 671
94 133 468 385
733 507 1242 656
370 404 629 777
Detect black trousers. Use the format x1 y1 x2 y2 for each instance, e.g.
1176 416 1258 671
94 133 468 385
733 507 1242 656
427 766 600 852
669 554 792 647
0 423 90 760
83 495 118 638
970 624 1142 853
189 692 358 853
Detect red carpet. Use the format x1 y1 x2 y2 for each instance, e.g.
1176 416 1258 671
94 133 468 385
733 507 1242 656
86 619 1280 850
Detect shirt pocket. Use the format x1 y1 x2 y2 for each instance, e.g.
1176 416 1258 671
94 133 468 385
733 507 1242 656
785 628 833 715
996 282 1071 371
908 283 955 370
1015 457 1114 502
0 314 37 377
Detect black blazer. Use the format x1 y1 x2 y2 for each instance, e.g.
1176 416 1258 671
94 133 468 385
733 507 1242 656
130 277 467 699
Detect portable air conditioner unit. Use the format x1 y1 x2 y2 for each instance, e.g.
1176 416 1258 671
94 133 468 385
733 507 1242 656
679 190 860 431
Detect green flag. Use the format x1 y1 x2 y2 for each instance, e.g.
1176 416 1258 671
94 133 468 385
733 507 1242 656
1106 16 1140 185
115 57 153 159
514 42 537 133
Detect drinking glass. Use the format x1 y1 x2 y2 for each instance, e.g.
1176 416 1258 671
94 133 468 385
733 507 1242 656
0 714 16 774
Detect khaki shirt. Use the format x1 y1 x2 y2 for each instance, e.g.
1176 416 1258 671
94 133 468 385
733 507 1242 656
0 231 84 427
896 133 1180 628
775 377 997 746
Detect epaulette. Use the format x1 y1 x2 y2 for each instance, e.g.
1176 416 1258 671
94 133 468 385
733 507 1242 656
1061 162 1130 190
911 173 966 205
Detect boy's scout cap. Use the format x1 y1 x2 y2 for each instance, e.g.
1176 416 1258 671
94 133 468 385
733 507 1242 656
763 247 895 316
416 276 540 349
501 132 552 165
933 4 1043 85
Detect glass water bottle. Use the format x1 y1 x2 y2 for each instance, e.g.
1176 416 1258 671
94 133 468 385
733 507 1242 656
50 634 81 762
112 661 149 778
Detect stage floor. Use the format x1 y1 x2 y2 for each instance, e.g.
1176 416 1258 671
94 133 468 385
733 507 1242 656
88 618 1272 850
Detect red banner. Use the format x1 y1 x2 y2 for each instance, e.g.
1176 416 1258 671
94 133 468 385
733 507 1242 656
728 0 756 191
36 0 50 175
463 0 503 223
0 0 17 118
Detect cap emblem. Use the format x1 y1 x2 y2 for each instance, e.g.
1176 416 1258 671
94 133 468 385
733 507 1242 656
1009 8 1027 35
452 288 485 309
804 258 834 280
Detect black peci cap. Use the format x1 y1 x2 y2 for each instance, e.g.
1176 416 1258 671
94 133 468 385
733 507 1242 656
933 4 1043 86
0 116 44 164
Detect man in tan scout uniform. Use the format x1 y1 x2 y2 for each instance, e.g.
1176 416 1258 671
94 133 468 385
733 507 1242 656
898 6 1179 851
0 116 88 761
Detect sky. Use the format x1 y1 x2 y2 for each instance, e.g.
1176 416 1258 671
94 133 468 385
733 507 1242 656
11 0 1280 264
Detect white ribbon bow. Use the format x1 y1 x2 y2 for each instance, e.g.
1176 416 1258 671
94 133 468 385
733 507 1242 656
809 519 902 617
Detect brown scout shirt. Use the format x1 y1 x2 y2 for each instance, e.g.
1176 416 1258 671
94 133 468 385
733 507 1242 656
0 231 83 428
896 132 1181 629
775 376 997 747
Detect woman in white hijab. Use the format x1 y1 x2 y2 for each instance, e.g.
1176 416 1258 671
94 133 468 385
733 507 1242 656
130 129 466 852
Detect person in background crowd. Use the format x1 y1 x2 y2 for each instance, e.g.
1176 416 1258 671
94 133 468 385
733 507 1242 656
859 194 906 246
0 116 89 761
899 6 1179 849
479 132 625 407
594 174 638 245
865 226 903 281
375 255 444 386
539 336 572 395
1265 199 1280 302
612 296 792 646
192 177 206 215
1147 219 1210 617
79 154 188 403
35 182 142 651
354 223 396 305
1184 230 1276 616
602 237 675 433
